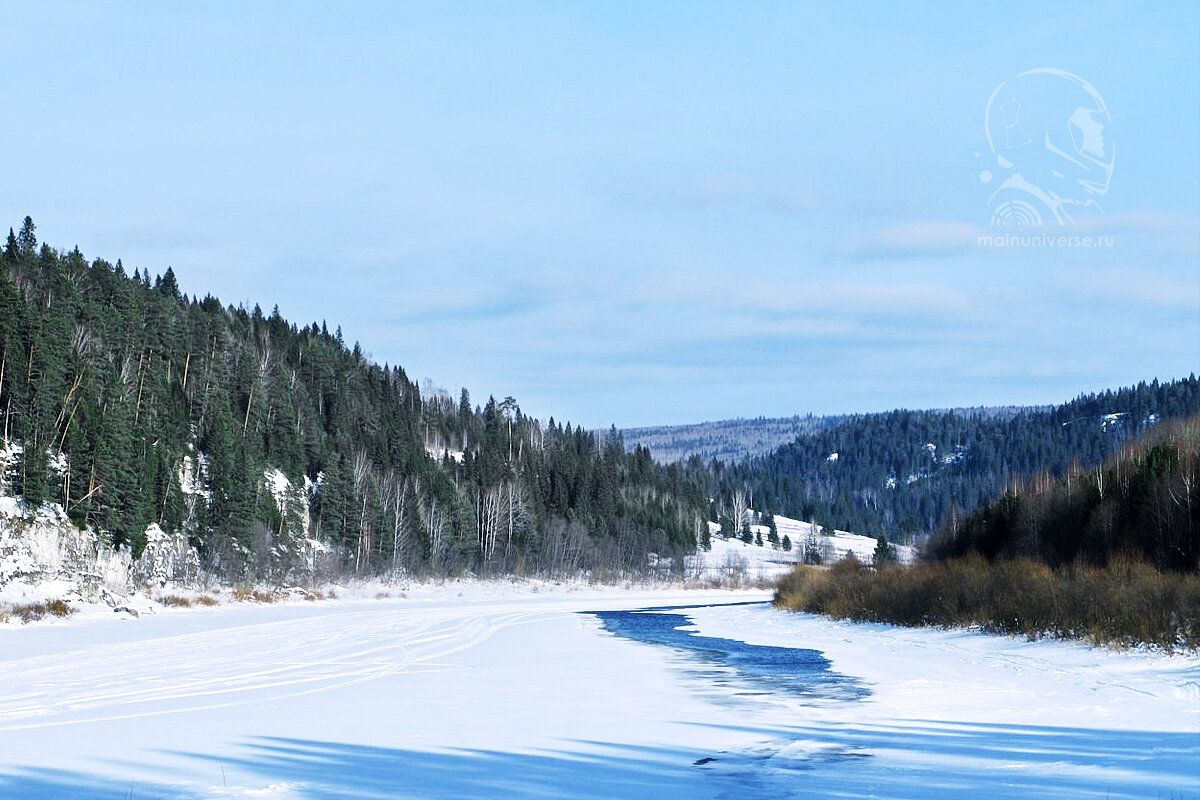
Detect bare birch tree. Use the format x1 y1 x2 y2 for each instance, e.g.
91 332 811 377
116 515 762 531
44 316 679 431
380 470 411 574
730 487 750 533
352 450 373 573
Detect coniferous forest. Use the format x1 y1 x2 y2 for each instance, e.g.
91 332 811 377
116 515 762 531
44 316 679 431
928 414 1200 573
0 218 707 581
710 379 1200 544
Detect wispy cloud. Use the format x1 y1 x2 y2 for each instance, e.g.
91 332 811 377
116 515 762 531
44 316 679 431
842 221 984 260
1054 266 1200 313
1078 213 1200 258
634 274 973 321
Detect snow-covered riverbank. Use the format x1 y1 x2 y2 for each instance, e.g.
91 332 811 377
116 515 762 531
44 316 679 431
1 583 1196 799
686 602 1200 798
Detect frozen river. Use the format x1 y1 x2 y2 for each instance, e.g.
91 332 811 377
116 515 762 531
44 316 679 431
593 602 868 704
1 584 1197 798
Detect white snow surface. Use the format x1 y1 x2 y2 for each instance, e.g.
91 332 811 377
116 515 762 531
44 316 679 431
697 513 916 572
692 528 801 581
0 581 1196 799
774 513 918 563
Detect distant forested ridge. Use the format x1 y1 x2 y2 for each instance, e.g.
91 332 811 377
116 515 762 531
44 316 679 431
712 379 1200 543
622 415 844 464
0 218 707 580
623 407 1040 465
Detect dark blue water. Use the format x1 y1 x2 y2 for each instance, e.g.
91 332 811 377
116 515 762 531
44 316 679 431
590 603 867 704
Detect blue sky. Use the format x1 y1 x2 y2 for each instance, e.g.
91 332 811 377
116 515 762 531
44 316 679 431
2 1 1197 426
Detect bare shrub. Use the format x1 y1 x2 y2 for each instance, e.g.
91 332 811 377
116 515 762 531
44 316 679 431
231 587 283 603
46 599 73 617
11 603 49 623
775 556 1200 651
3 600 76 623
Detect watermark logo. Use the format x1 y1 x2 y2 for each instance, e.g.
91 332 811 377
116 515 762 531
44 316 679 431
979 68 1114 227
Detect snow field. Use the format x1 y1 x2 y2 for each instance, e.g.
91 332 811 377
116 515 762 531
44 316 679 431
694 512 917 583
771 513 918 563
0 581 1196 799
691 528 801 581
0 586 772 799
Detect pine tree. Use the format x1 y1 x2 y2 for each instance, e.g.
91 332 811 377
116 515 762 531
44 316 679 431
16 216 37 258
874 535 898 565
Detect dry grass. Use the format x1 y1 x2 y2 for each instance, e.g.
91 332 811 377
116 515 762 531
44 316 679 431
230 587 330 603
2 599 76 623
684 573 778 591
775 555 1200 652
157 594 220 609
232 587 281 603
46 598 72 617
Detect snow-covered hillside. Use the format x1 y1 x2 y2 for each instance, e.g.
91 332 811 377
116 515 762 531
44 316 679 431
691 513 916 582
772 514 917 564
690 531 801 581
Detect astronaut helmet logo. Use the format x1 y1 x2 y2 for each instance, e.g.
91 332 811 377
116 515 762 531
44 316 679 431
980 68 1114 226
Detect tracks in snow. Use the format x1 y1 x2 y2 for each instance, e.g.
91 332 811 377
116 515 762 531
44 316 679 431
0 603 560 731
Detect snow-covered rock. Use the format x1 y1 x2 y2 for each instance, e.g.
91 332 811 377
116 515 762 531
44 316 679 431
132 523 201 588
0 496 131 605
260 467 329 577
263 468 310 539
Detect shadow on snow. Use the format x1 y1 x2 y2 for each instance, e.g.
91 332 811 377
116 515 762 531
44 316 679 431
1 721 1197 800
